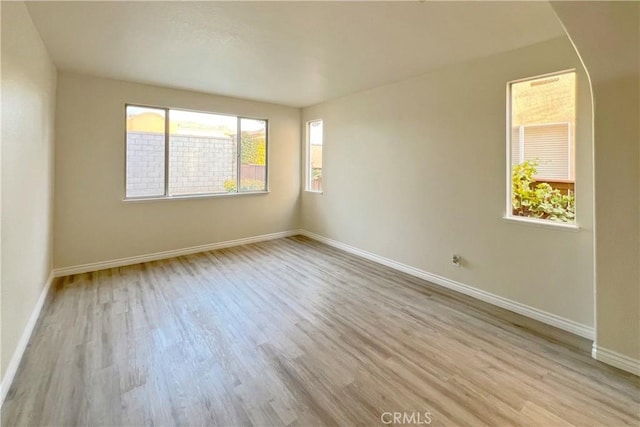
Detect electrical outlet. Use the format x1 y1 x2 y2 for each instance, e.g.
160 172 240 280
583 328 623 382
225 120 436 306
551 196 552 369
452 254 461 267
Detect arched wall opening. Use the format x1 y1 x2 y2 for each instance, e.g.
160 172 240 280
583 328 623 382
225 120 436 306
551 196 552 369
551 1 640 375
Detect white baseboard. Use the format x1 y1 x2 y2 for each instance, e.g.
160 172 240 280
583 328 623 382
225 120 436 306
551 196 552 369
53 230 301 277
592 344 640 376
299 230 594 340
0 271 54 406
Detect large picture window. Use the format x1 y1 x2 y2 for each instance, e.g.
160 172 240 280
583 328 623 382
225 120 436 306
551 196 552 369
507 71 576 224
125 105 267 199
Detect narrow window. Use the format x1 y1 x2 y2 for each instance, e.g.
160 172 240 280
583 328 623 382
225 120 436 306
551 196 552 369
125 105 268 199
126 106 166 198
307 120 323 192
239 118 268 192
508 71 576 223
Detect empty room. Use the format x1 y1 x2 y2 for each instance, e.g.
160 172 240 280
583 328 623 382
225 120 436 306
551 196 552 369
1 1 639 426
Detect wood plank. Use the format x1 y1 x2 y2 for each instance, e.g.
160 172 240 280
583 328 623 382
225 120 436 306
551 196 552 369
2 236 638 426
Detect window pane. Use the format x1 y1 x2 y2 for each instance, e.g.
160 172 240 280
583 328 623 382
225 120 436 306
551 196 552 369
126 106 166 198
509 71 576 223
168 109 237 196
239 118 267 192
522 123 571 180
308 120 323 192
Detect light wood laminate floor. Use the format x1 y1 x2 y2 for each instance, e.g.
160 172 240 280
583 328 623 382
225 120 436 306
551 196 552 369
2 236 639 426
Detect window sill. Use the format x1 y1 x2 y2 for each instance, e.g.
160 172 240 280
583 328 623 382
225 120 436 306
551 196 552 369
123 191 269 203
304 190 323 195
502 215 580 232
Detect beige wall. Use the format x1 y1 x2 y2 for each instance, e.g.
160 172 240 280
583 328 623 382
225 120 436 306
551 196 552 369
1 2 57 379
54 73 300 269
301 37 594 328
3 1 634 381
552 1 640 362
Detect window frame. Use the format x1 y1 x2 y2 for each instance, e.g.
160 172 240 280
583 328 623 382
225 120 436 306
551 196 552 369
305 119 323 194
504 69 579 229
124 103 269 201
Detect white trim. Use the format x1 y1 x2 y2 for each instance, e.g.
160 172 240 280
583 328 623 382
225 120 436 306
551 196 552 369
123 190 269 203
567 121 572 180
502 215 580 231
53 230 300 277
518 125 525 164
592 344 640 376
0 271 54 406
300 230 594 340
509 68 577 85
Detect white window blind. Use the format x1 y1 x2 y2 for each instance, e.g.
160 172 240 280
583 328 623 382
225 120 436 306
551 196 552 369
511 122 572 181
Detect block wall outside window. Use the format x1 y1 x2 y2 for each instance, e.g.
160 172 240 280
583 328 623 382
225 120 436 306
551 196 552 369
125 105 267 199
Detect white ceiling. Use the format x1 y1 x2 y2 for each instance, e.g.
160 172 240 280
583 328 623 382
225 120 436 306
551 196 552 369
26 1 565 108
